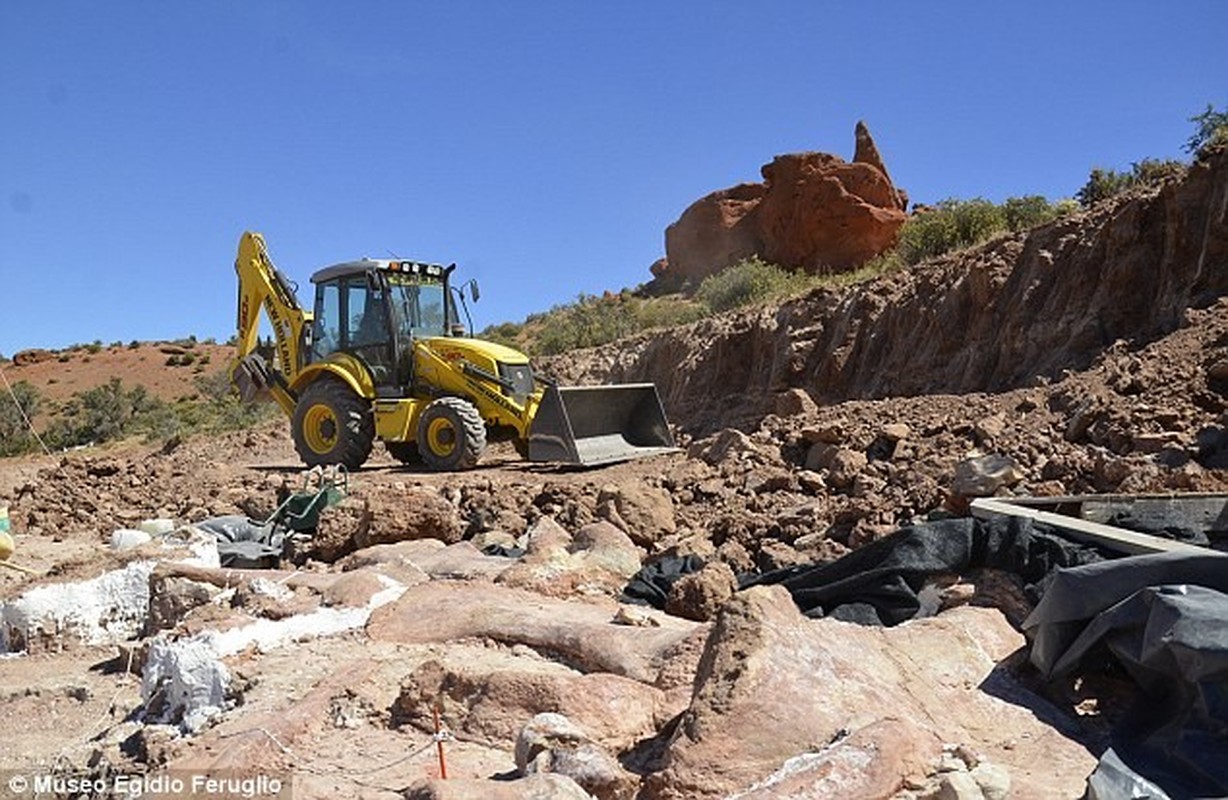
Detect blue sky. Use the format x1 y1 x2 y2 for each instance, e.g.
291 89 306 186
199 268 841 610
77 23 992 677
1 1 1225 354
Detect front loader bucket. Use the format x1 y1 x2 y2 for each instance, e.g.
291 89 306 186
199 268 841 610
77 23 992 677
528 383 677 467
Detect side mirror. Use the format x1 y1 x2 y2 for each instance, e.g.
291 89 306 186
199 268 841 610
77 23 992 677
469 280 480 303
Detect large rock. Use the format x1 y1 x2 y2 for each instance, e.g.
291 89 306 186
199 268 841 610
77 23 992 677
367 581 703 685
311 486 462 561
755 150 907 273
642 585 1095 799
657 121 907 287
497 519 644 598
516 713 639 800
596 484 676 548
394 649 669 751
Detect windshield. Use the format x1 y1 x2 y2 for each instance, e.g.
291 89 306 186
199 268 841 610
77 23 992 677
388 274 450 339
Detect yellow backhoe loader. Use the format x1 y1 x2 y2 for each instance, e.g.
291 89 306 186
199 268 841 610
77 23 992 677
229 231 676 471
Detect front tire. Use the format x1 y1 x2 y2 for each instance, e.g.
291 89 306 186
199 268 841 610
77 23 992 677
292 378 374 469
417 397 487 471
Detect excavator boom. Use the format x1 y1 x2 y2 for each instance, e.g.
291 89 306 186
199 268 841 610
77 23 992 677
230 232 312 415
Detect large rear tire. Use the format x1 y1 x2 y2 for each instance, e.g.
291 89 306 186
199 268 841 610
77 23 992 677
417 397 486 471
292 379 374 469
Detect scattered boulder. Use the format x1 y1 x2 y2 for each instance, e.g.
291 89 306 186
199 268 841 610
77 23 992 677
516 712 639 800
951 454 1024 498
394 651 668 751
146 574 222 633
774 388 818 417
665 561 737 622
310 486 463 562
597 484 676 548
805 443 868 491
496 518 644 598
339 539 506 583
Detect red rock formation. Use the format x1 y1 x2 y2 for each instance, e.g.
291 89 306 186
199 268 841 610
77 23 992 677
655 122 907 289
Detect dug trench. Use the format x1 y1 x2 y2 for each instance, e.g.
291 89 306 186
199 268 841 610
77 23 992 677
1 147 1227 798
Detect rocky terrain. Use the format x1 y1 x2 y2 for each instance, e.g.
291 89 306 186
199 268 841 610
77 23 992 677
0 146 1225 799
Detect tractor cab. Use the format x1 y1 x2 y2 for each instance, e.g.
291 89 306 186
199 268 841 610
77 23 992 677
307 259 463 391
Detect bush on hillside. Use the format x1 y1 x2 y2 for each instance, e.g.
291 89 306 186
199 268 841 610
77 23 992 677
1076 159 1186 207
896 195 1075 265
25 371 277 453
535 293 638 356
47 379 183 447
695 256 812 313
632 295 708 330
0 381 42 456
1186 103 1228 157
479 321 525 351
1001 195 1061 232
897 198 1004 264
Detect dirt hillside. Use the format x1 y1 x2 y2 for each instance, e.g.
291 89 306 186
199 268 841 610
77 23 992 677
4 340 233 404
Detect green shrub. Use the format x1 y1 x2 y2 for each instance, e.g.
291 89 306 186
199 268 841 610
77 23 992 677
165 354 181 367
1076 159 1186 207
86 340 102 354
1076 169 1133 206
1186 103 1228 157
632 295 707 330
128 340 141 349
695 257 812 313
1132 158 1186 185
1001 195 1061 232
897 198 1005 264
46 378 137 446
0 381 42 456
36 372 276 450
479 321 525 351
536 293 638 355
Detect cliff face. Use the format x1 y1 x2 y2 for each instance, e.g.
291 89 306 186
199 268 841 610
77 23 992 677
548 147 1228 434
652 122 908 290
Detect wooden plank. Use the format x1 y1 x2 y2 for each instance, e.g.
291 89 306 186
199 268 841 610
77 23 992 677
969 497 1221 556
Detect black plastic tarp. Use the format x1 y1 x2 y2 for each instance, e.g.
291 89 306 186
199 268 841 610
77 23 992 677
621 554 707 608
743 515 1106 625
1024 552 1228 798
194 515 286 569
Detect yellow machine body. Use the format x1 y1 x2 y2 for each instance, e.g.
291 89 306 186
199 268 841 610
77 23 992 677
229 231 675 470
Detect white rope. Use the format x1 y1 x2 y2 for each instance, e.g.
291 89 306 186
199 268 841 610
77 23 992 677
0 365 52 456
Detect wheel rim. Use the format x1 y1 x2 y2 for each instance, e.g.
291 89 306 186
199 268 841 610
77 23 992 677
302 404 339 454
426 417 457 457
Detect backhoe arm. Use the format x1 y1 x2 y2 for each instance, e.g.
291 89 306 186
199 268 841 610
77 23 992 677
230 231 312 416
